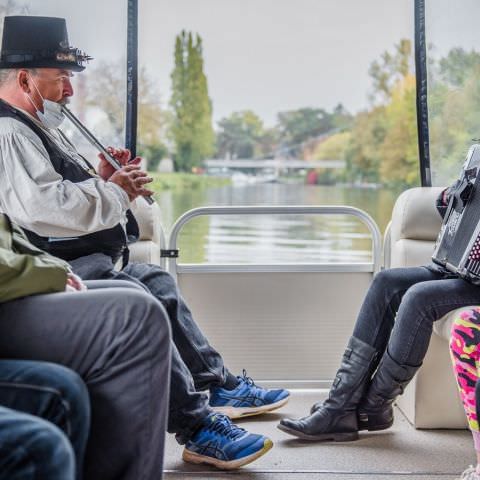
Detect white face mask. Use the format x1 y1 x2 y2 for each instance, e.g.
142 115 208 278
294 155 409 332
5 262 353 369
36 99 65 129
26 75 65 129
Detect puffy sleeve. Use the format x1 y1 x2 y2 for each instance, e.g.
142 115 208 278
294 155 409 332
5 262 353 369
0 119 130 237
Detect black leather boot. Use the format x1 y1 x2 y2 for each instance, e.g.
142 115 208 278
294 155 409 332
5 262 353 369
278 336 378 441
357 351 420 431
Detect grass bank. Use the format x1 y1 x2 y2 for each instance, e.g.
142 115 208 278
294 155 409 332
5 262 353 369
149 172 230 192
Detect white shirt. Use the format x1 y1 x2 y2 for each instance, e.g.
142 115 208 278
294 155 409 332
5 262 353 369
0 112 130 238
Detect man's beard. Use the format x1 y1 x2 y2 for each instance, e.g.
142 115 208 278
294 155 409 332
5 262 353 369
59 97 70 106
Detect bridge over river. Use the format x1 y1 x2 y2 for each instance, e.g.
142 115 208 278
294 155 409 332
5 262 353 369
204 158 345 171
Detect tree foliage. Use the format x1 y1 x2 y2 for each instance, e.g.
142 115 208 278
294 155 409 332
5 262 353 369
170 31 214 171
438 48 480 88
368 39 412 105
343 39 419 186
276 107 335 157
216 110 265 159
429 49 480 185
84 60 168 170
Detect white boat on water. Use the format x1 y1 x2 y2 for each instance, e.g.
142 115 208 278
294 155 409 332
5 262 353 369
231 171 279 185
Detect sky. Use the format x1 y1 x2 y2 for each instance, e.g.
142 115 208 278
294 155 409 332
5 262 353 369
19 0 480 127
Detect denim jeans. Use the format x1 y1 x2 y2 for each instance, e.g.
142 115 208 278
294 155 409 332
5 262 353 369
0 280 171 480
352 265 480 366
0 360 90 480
71 255 228 444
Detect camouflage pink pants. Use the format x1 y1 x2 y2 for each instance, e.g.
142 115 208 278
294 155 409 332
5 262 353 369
450 307 480 432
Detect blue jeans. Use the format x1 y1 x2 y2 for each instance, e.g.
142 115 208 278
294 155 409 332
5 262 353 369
352 265 480 366
0 281 171 480
0 360 90 480
71 256 226 443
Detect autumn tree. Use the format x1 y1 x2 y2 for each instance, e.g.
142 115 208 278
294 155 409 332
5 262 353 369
368 39 412 105
345 38 418 186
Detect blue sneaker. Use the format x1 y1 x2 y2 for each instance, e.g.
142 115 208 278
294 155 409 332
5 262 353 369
182 413 273 470
209 370 290 419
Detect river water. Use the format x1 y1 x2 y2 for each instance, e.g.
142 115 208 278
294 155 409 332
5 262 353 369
154 183 402 264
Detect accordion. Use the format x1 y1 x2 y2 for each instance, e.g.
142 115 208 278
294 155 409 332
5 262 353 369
432 144 480 283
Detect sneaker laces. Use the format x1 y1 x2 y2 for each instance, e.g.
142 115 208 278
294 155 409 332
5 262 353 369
240 369 257 388
207 414 246 441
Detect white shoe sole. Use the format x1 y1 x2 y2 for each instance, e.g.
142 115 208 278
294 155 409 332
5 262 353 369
182 438 273 470
211 396 290 419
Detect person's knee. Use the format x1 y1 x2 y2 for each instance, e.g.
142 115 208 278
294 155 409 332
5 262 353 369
32 363 90 432
399 282 426 311
139 294 172 348
118 290 172 348
371 268 399 292
7 414 75 479
30 420 75 478
143 263 178 293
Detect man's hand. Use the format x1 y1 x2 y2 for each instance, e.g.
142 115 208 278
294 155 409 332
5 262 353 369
108 162 154 202
65 273 87 292
98 147 132 181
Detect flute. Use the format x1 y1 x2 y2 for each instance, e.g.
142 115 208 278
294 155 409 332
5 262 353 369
62 106 155 205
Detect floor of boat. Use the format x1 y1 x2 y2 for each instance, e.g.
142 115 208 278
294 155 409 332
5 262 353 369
164 390 471 480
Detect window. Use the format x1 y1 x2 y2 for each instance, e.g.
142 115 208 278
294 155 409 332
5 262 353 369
138 1 414 264
426 0 480 187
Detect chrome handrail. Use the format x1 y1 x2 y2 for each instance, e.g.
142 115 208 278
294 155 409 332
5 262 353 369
167 205 382 279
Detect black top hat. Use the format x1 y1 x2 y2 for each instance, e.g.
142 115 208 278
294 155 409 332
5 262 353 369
0 16 92 72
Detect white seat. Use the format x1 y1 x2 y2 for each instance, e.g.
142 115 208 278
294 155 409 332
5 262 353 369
128 199 164 265
389 187 468 428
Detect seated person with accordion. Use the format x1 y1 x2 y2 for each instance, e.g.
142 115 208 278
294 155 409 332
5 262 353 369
279 145 480 446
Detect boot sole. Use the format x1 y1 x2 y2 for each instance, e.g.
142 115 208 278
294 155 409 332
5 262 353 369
182 438 273 470
277 423 359 442
359 420 393 432
211 396 290 419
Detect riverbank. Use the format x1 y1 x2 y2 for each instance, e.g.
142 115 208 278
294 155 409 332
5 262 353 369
149 172 231 192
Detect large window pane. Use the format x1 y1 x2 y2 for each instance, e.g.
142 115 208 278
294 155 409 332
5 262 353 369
138 1 414 264
426 0 480 186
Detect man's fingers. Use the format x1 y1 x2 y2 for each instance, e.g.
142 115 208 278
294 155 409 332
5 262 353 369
134 176 153 186
137 188 155 197
131 170 149 179
123 164 141 172
106 147 132 165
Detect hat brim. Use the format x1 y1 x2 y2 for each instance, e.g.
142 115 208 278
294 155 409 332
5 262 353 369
0 60 85 72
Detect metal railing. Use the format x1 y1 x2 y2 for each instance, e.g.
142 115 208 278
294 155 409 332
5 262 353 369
166 205 382 279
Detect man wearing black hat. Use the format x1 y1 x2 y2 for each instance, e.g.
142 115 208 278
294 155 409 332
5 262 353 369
0 14 290 474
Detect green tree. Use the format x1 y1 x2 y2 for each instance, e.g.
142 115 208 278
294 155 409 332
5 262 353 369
170 31 215 171
331 103 353 130
216 110 264 159
276 107 334 157
439 48 480 88
429 51 480 184
256 127 279 159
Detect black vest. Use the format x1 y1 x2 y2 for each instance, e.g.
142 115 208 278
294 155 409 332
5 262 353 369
0 99 139 264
